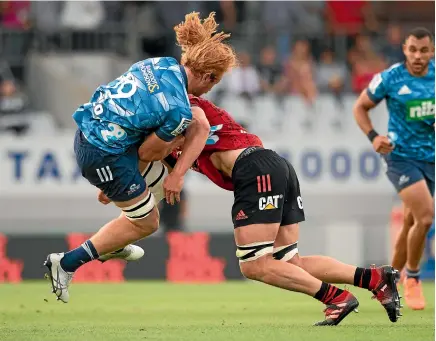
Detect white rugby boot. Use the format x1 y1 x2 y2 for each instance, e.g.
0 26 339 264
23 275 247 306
98 244 145 263
44 253 74 303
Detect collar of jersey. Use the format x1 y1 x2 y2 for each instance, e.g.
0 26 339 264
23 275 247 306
180 65 189 92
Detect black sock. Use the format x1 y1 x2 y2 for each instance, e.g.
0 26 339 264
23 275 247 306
314 282 344 304
406 268 420 281
354 267 372 290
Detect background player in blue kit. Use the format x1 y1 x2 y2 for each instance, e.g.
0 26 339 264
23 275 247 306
44 12 237 303
354 27 434 310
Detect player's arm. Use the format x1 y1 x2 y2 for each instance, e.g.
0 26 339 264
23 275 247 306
353 73 394 154
169 106 209 178
163 106 210 204
138 133 184 162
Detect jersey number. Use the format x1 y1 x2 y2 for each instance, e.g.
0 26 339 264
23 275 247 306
101 123 127 142
92 72 138 117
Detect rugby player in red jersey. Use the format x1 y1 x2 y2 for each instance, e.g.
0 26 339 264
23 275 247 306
165 95 402 325
100 95 402 325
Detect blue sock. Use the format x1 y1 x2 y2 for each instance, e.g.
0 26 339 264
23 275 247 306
406 268 420 281
60 240 99 272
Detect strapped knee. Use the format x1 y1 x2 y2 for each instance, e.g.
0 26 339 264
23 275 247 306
142 161 167 203
236 241 274 263
122 191 155 221
273 242 298 262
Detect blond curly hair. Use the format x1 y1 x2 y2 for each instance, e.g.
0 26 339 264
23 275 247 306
174 12 237 79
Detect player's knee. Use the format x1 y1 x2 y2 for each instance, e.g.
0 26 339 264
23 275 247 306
130 208 160 235
122 192 160 234
417 209 434 230
239 256 271 281
273 242 299 263
236 241 274 281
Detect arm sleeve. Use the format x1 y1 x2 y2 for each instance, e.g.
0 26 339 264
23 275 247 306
155 107 193 142
366 71 389 103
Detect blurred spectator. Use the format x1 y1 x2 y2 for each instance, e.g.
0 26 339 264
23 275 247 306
316 49 347 129
260 2 298 62
30 2 63 51
280 40 317 105
293 1 326 60
257 46 286 124
352 56 386 94
0 61 26 114
257 46 283 94
217 51 261 107
348 35 378 67
159 190 188 232
316 49 346 101
326 1 378 36
326 0 379 61
1 1 30 29
60 1 105 50
279 40 317 129
348 34 386 94
381 24 404 65
60 1 104 30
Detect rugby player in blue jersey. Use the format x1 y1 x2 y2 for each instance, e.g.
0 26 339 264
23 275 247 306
354 27 434 310
44 12 237 303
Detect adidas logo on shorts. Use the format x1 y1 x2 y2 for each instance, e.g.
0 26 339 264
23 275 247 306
235 210 248 220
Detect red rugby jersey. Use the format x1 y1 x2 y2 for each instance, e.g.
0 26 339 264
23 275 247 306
170 95 263 191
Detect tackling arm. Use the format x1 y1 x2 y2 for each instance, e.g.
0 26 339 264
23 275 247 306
170 106 210 178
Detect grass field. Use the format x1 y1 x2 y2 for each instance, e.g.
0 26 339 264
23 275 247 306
0 281 434 341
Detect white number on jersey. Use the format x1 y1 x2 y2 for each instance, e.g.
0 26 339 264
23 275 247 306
297 196 304 210
106 73 138 99
101 123 127 142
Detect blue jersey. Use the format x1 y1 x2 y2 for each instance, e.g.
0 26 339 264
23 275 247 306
367 60 435 162
73 57 192 154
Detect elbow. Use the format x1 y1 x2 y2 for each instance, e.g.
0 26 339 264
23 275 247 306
138 149 162 162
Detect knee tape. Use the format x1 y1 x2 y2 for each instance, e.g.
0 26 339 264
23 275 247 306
273 242 298 261
122 191 155 220
236 241 274 263
142 161 167 203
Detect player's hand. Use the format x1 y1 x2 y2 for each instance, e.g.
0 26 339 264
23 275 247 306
372 135 394 154
98 190 111 205
163 172 184 205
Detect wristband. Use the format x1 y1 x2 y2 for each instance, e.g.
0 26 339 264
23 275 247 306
367 129 379 143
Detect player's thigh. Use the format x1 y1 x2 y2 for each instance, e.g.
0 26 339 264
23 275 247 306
273 223 300 264
399 180 434 225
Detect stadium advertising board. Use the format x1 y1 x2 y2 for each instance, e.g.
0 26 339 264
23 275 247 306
0 134 393 196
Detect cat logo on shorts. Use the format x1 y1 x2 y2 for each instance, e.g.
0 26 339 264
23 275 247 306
259 195 282 210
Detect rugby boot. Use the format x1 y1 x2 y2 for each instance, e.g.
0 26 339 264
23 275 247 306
404 278 425 310
370 265 402 321
44 253 74 303
98 244 145 263
314 290 359 326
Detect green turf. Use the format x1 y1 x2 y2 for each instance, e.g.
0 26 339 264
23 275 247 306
0 281 434 341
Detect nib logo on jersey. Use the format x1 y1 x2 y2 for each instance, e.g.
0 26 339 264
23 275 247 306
406 99 435 121
259 195 283 210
